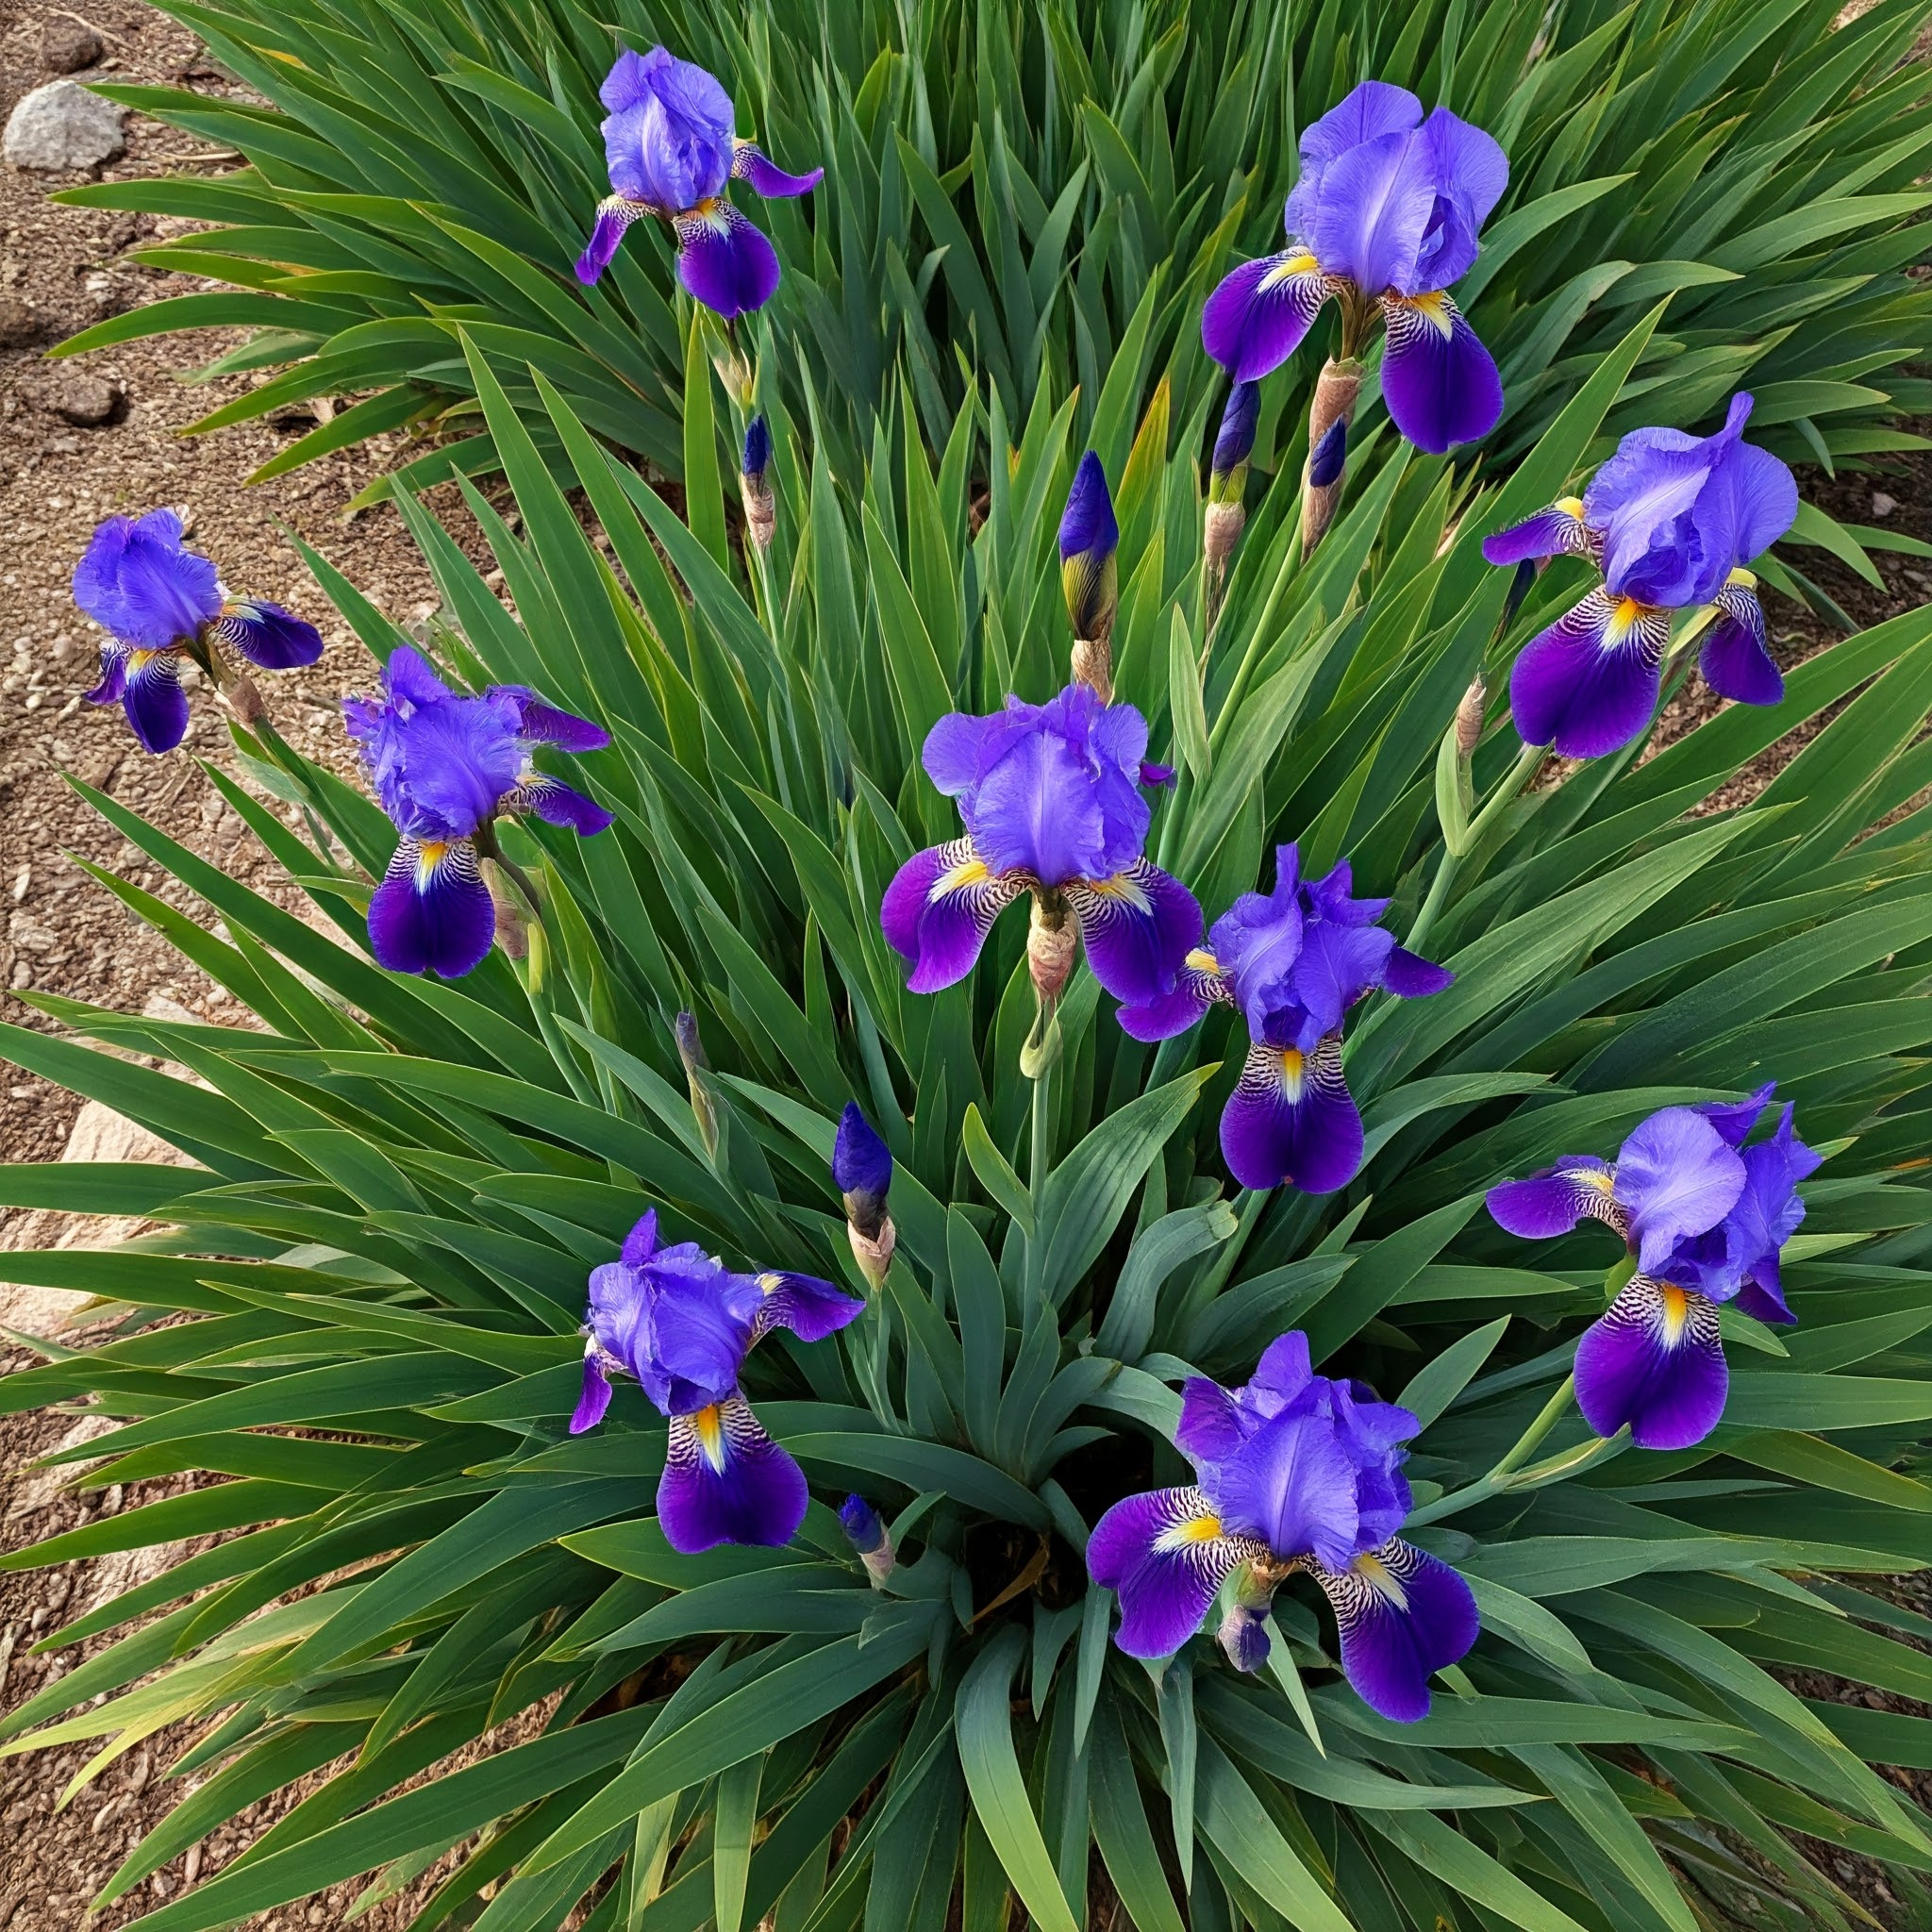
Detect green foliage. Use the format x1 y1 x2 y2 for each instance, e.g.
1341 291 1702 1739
47 0 1932 512
8 279 1932 1928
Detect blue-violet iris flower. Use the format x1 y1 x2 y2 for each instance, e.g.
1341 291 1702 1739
343 645 612 979
1088 1330 1478 1722
1487 1087 1818 1450
575 46 823 317
1121 844 1451 1194
572 1209 864 1552
1484 392 1799 758
1202 81 1507 454
73 509 324 754
882 684 1199 1009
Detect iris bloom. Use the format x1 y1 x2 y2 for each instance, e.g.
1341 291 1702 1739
572 1209 864 1552
1487 1089 1818 1450
882 684 1198 1010
1485 392 1799 758
1088 1331 1478 1722
575 46 822 317
73 509 324 754
343 646 612 979
1201 81 1507 455
1121 844 1450 1194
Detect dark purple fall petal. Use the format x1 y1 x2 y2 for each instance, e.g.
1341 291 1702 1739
1201 251 1334 383
1378 293 1503 454
215 600 324 671
674 203 782 319
366 837 496 979
1574 1276 1727 1450
122 649 192 756
1220 1036 1364 1194
1066 859 1204 1008
880 838 1024 993
1312 1539 1480 1723
658 1395 809 1553
1507 587 1670 758
1087 1486 1254 1658
1700 581 1783 706
731 141 823 197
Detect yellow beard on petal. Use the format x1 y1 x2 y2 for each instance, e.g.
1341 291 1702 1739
691 1403 727 1472
1726 566 1757 590
1260 250 1322 289
1657 1284 1690 1347
1276 1048 1307 1103
1089 872 1152 913
1605 597 1655 645
1556 495 1587 521
1352 1550 1410 1609
415 840 449 887
1185 948 1221 974
1402 290 1456 339
935 855 991 897
1154 1511 1224 1553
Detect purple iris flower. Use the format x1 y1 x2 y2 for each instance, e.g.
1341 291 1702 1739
72 509 324 754
1120 844 1451 1194
572 1209 864 1553
343 645 612 979
1201 82 1507 455
1487 1087 1819 1450
1484 392 1799 758
1088 1331 1478 1722
881 684 1201 1009
575 47 822 317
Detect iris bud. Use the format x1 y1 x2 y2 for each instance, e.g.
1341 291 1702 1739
740 414 774 555
840 1493 895 1587
1026 892 1076 1004
833 1102 895 1289
1059 452 1120 690
1455 674 1486 758
675 1010 721 1161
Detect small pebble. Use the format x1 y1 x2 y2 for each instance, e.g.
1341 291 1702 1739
1872 491 1897 519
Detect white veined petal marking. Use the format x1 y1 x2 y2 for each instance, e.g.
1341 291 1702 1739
1258 249 1324 291
1389 289 1457 341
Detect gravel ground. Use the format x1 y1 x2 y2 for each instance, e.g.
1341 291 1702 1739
0 0 1926 1926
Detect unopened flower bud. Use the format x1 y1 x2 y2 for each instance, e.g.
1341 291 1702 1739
1212 380 1259 479
675 1010 720 1161
484 860 527 960
840 1493 895 1587
711 341 755 409
221 671 268 730
1059 451 1119 646
847 1216 896 1291
1455 674 1486 757
1027 893 1076 1002
1217 1601 1271 1673
833 1102 892 1239
1070 635 1113 703
1300 358 1362 555
741 414 774 554
1204 500 1246 565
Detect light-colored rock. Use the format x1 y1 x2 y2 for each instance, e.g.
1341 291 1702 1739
6 1412 120 1520
3 80 125 173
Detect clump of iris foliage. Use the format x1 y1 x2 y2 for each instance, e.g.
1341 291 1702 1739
7 25 1932 1932
46 0 1932 562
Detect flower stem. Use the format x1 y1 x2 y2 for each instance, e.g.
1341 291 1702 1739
1407 737 1545 954
1208 523 1304 758
1405 1373 1582 1527
1024 1043 1055 1321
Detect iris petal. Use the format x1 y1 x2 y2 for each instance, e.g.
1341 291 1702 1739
1701 580 1782 707
1066 859 1203 1008
1311 1538 1479 1723
881 837 1024 993
575 198 643 286
674 202 781 319
571 1352 614 1435
1379 291 1502 454
1574 1275 1726 1450
512 774 613 836
745 1270 867 1344
122 649 190 755
658 1394 808 1553
1087 1485 1258 1659
1220 1035 1363 1194
213 600 324 671
732 141 823 198
1508 587 1670 758
1201 252 1335 383
1486 1159 1622 1241
366 836 495 978
1480 501 1596 568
